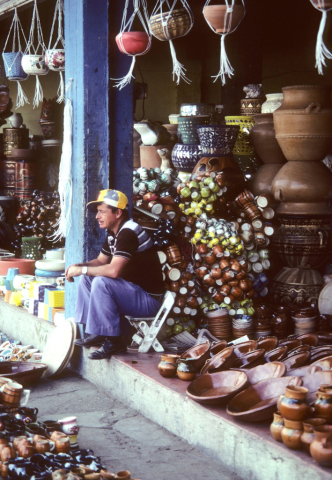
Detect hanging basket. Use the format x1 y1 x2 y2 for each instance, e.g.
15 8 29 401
22 54 48 75
150 8 192 41
2 52 28 81
115 31 151 55
45 49 65 71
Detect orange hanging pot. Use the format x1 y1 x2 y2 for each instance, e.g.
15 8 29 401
203 4 245 33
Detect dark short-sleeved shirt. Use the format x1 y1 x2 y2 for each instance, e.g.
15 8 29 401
101 219 165 295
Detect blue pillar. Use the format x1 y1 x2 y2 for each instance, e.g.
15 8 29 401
64 0 134 317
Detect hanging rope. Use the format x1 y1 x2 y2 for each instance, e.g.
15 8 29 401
52 78 73 241
2 8 29 108
24 0 48 108
113 0 152 90
150 0 194 84
309 0 332 74
203 0 245 85
47 0 65 103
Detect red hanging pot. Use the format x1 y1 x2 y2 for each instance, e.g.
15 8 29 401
115 31 151 56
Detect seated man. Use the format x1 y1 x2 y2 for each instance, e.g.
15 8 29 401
66 189 165 360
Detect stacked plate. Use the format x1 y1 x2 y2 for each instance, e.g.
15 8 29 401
42 318 77 378
232 315 254 339
206 309 232 340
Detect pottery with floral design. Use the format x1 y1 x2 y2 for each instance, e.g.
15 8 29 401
22 54 49 75
203 5 245 33
45 49 65 71
115 32 150 55
314 385 332 423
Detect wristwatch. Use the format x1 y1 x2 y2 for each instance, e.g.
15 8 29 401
82 266 88 275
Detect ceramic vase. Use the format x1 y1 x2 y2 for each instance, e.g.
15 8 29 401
196 125 239 156
150 8 192 41
310 425 332 467
270 267 323 306
278 385 310 421
158 354 179 378
270 411 284 442
301 418 327 454
203 5 245 33
261 93 283 113
249 114 287 165
276 85 332 110
248 164 282 196
314 386 332 423
281 419 303 450
171 143 202 173
115 32 150 55
176 358 196 381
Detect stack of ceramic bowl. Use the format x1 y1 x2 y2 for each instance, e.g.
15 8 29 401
232 314 254 339
34 258 65 284
291 307 317 335
206 308 232 340
253 303 272 339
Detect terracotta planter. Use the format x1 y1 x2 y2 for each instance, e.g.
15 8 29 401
115 31 150 55
273 104 332 161
276 85 332 111
270 267 323 306
278 385 310 421
248 164 282 196
249 114 287 164
281 418 303 450
301 418 326 454
271 160 332 204
150 8 192 41
203 5 245 33
0 259 35 276
310 425 332 467
140 145 169 169
272 214 332 269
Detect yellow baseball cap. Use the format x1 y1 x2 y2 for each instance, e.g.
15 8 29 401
87 189 129 212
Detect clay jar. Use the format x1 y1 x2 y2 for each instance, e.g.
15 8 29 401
310 425 332 467
1 445 16 462
158 354 179 378
271 161 332 205
281 419 303 450
55 436 71 453
314 385 332 423
203 5 245 33
301 418 326 454
249 114 287 164
278 385 310 421
277 85 332 110
176 358 196 381
270 411 284 442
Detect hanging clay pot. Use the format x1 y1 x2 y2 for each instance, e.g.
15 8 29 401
310 425 332 467
149 8 192 41
203 5 245 33
115 31 151 56
249 114 287 164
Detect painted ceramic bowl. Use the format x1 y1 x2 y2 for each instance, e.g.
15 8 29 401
197 125 239 156
45 49 65 71
21 54 49 75
171 143 202 172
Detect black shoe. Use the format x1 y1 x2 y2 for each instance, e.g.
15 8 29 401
88 337 127 360
74 335 105 347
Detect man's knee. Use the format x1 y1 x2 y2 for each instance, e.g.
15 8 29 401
90 276 117 292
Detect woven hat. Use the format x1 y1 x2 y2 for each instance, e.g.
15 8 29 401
87 189 129 212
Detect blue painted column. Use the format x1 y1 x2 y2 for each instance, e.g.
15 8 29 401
64 0 134 317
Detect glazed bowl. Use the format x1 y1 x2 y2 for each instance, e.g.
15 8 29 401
310 347 332 363
285 364 322 377
186 370 248 405
264 346 288 363
311 356 332 370
279 338 303 350
256 336 278 352
286 345 311 357
296 333 319 347
232 349 266 369
196 125 239 156
210 340 227 357
232 340 258 358
282 351 310 371
200 346 235 374
226 376 302 422
180 342 210 370
232 361 286 385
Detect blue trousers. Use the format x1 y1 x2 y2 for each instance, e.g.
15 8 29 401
74 276 161 337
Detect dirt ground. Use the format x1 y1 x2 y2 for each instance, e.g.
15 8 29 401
29 369 242 480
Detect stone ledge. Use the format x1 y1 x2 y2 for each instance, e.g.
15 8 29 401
0 300 331 480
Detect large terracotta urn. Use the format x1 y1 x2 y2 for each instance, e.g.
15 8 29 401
248 164 282 196
272 214 332 269
249 114 287 164
277 85 332 110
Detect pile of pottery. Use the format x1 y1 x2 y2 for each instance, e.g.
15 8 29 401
269 85 332 306
271 383 332 467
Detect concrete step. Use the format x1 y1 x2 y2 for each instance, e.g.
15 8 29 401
0 299 331 480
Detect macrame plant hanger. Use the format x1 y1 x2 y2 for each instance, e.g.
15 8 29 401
113 0 151 90
24 0 48 108
309 0 332 74
2 9 29 108
150 0 194 84
47 0 65 103
203 0 246 85
52 78 73 242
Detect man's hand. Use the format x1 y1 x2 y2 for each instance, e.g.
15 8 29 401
65 265 83 282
